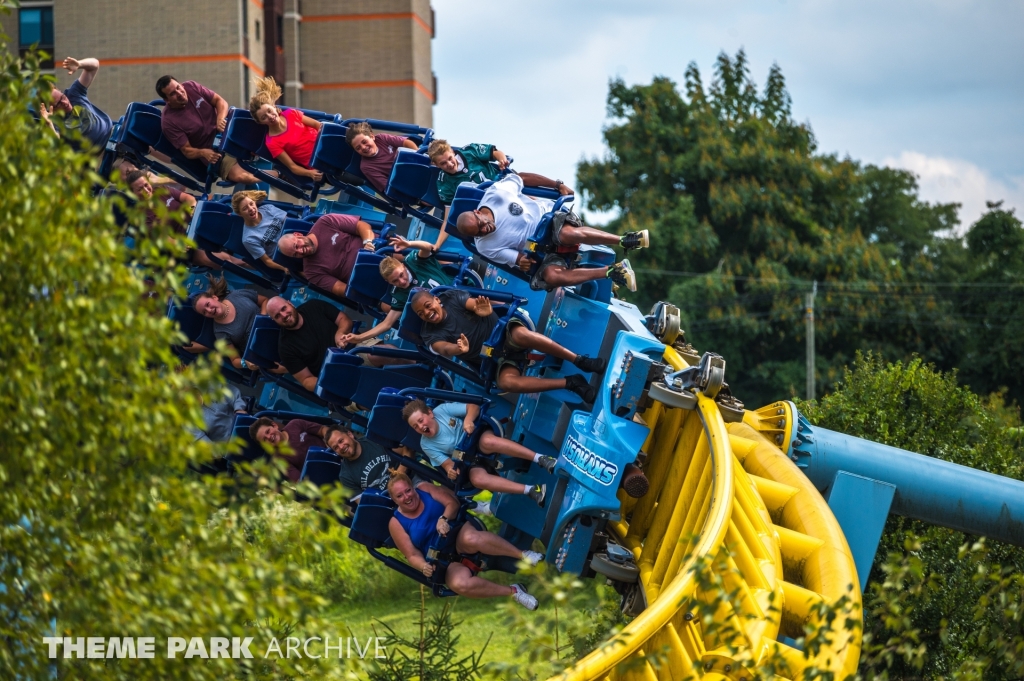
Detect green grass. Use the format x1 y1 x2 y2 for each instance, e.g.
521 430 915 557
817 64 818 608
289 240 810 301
324 579 558 677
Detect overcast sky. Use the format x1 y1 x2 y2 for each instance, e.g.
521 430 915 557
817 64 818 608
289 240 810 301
431 0 1024 231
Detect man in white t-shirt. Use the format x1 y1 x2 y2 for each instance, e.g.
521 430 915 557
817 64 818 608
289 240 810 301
455 174 649 292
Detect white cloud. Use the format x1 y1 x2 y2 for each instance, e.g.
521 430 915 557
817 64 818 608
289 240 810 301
883 152 1024 233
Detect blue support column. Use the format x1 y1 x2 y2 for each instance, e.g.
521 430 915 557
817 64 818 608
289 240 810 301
825 471 896 591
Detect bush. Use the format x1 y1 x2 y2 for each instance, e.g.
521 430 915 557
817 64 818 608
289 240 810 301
802 352 1024 678
0 43 356 679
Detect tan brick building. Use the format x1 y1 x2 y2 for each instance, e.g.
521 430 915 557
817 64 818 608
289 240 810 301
1 0 435 127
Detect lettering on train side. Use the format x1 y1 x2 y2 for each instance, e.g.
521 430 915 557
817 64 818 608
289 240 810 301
562 435 618 486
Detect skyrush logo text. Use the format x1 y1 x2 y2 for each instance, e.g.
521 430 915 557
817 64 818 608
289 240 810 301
562 435 618 485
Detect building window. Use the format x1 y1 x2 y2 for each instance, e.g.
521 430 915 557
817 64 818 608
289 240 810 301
255 20 261 41
19 6 55 69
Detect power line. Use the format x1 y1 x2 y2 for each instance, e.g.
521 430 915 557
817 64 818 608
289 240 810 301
636 268 1024 290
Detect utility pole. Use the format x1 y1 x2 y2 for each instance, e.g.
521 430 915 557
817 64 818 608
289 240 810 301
805 281 817 401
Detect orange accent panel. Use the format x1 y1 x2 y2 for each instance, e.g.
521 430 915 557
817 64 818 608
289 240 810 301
100 54 264 78
250 0 264 8
303 12 432 35
303 79 434 102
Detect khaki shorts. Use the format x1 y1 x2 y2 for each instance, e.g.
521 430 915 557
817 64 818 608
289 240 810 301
357 337 382 348
216 153 240 180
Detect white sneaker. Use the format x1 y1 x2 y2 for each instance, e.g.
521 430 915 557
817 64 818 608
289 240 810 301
472 500 493 516
511 583 538 610
522 550 544 567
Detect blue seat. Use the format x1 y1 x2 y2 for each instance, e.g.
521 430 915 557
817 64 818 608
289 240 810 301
270 216 396 311
309 119 433 216
226 413 264 468
299 447 343 486
348 489 399 548
109 102 209 192
384 150 445 227
316 347 437 409
396 285 532 391
346 248 476 314
345 251 389 311
366 387 506 493
187 201 289 291
215 108 344 202
167 298 256 384
348 482 517 598
444 182 594 287
241 315 330 408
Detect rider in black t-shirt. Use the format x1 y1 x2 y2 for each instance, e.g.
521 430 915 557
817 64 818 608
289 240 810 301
410 289 606 402
266 298 352 391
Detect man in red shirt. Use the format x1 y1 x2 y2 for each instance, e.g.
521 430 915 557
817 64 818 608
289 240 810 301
156 75 259 185
249 416 328 483
345 122 419 194
276 213 376 297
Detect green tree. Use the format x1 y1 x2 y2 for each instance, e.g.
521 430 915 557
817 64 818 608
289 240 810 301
0 44 357 679
577 51 962 408
946 204 1024 404
802 353 1024 678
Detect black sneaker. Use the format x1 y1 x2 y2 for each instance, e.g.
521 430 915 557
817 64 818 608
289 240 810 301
565 373 597 403
573 354 607 374
527 483 547 506
607 259 637 292
537 455 557 473
620 229 650 251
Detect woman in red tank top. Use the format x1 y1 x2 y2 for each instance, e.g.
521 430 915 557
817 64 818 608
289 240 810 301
249 76 323 182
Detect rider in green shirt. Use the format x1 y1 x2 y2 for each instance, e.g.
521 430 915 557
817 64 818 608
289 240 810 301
336 235 454 346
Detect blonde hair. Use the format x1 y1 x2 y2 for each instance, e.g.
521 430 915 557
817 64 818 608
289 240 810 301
231 190 268 215
248 76 283 118
379 255 405 280
386 472 414 499
426 139 452 162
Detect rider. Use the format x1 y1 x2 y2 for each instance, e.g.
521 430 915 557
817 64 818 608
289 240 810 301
386 473 541 609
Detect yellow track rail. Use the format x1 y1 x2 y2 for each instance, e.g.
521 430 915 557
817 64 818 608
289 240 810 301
552 349 862 680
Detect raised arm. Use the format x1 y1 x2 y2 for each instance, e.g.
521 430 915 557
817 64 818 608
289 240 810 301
430 334 470 358
434 223 450 252
518 172 574 196
490 147 509 171
389 235 435 258
63 57 100 88
466 296 493 317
